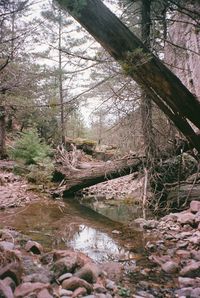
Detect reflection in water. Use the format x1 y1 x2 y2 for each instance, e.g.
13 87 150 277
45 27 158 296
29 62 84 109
85 201 152 224
0 199 145 262
69 224 128 262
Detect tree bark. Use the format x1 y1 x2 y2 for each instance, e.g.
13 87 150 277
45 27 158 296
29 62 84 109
55 156 144 195
140 0 158 160
58 8 65 144
0 105 6 159
56 0 200 152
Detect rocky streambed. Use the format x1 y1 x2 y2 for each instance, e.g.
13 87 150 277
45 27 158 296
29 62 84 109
0 168 200 297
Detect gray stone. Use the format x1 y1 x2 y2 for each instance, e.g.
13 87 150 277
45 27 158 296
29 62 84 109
37 288 53 298
135 291 155 298
52 257 77 278
191 288 200 298
74 263 100 283
195 212 200 224
14 282 51 298
72 287 87 298
0 280 14 298
191 250 200 261
190 201 200 213
188 235 200 245
177 212 195 226
105 280 116 290
178 277 197 287
180 262 200 277
0 241 15 251
59 288 73 296
93 283 107 293
143 220 159 230
176 250 191 259
175 287 193 297
58 273 73 283
161 261 179 274
62 277 92 293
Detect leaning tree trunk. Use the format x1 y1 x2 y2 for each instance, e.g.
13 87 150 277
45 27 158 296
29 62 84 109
55 0 200 152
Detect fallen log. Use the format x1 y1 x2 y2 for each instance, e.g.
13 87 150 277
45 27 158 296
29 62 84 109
54 156 145 196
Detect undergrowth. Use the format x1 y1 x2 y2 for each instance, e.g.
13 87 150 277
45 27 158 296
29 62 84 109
9 129 54 185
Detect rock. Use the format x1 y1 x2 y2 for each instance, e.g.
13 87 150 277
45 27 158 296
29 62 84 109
0 241 15 251
161 261 179 274
195 211 200 224
0 280 14 298
53 250 78 262
0 262 22 285
162 214 178 222
180 262 200 277
176 250 191 259
178 277 197 287
74 263 100 283
177 231 193 239
2 277 16 291
132 218 147 229
105 279 116 291
177 212 195 226
191 250 200 261
59 288 73 296
40 252 53 265
93 283 107 293
72 287 87 298
175 287 193 297
14 282 51 297
25 240 43 254
176 241 188 249
58 273 73 283
143 220 159 230
134 290 155 298
37 288 53 298
62 277 93 293
188 234 200 245
23 272 52 284
100 262 123 282
52 257 78 278
190 201 200 213
191 288 200 298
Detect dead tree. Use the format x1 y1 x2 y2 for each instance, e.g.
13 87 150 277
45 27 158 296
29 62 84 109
55 0 200 152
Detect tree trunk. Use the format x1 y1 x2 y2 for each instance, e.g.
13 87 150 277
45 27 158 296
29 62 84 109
140 0 158 160
55 156 144 195
0 106 6 159
56 0 200 152
58 9 65 144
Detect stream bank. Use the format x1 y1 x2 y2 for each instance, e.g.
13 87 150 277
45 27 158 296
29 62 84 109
0 167 200 297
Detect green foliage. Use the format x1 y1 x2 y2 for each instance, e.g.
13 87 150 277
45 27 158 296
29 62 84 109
122 49 152 75
118 286 131 297
10 129 54 184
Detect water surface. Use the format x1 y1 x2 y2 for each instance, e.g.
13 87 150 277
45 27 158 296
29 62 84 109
0 198 145 262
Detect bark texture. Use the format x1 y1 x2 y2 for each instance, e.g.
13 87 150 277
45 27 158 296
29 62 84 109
0 106 6 159
165 1 200 101
55 156 144 195
56 0 200 152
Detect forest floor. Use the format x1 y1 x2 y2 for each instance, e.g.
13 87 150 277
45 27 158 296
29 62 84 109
0 162 200 297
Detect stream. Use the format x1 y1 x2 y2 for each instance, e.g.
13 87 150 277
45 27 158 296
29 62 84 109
0 198 148 263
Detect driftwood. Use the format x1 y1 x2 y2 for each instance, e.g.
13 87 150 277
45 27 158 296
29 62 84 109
54 156 145 196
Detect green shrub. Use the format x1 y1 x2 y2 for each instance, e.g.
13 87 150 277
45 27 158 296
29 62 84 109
10 129 54 184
